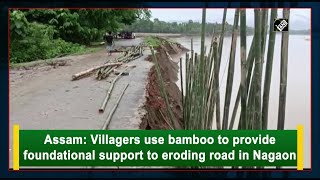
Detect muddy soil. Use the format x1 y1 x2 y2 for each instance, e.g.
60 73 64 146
141 37 188 130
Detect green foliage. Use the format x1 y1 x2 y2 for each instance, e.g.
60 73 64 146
10 10 29 40
22 9 150 44
10 9 150 63
144 36 162 48
10 22 84 63
125 19 255 35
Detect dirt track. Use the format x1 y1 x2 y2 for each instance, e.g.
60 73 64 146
9 38 153 168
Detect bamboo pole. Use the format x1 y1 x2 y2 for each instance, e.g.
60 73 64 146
180 57 184 109
199 8 207 130
214 8 227 130
99 66 130 113
102 83 129 130
184 53 190 129
218 8 227 63
247 79 256 130
151 47 180 129
222 9 240 130
159 109 174 130
262 9 277 130
206 38 219 130
96 66 115 80
261 9 269 59
204 27 219 129
191 53 198 129
239 9 247 130
186 48 194 129
71 62 122 81
277 9 290 130
253 9 262 130
229 36 256 130
185 42 193 129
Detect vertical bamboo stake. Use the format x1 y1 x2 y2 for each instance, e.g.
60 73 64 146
253 9 262 130
207 38 219 129
262 9 277 130
230 36 256 130
239 9 247 130
184 53 189 129
180 56 185 128
222 9 240 130
180 57 184 106
192 53 199 129
215 8 227 130
261 9 269 58
230 30 255 130
199 7 207 129
277 9 290 130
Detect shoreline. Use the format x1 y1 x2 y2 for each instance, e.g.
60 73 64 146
140 37 188 130
135 33 309 39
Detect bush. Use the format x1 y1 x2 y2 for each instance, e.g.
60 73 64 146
144 36 162 48
10 22 85 63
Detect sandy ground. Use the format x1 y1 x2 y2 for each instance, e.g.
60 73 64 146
9 38 153 168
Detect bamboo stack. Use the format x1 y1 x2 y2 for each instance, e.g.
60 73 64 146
72 44 144 81
95 45 143 80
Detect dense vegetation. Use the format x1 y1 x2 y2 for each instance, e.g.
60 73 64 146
125 18 310 35
10 9 150 63
125 18 255 35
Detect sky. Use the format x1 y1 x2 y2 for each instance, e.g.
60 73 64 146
150 9 311 30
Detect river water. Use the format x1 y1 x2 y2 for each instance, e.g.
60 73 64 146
172 35 311 168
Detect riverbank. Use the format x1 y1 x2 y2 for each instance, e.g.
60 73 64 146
140 37 188 130
135 33 183 38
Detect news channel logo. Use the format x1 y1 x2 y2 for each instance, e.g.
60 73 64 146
274 18 289 32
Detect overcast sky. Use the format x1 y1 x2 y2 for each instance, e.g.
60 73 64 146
150 9 311 30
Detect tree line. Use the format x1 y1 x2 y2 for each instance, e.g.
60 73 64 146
10 9 150 63
124 18 310 36
124 18 255 35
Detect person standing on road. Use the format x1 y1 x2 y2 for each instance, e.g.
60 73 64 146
104 31 114 56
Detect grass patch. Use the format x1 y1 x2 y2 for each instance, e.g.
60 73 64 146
10 46 103 69
71 46 104 56
144 36 162 48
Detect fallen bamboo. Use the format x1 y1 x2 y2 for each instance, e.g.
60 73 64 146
159 109 174 130
96 66 112 80
99 66 130 113
101 67 116 79
71 62 122 81
151 47 180 129
101 83 130 130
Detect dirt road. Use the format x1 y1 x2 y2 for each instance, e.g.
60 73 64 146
9 38 153 168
